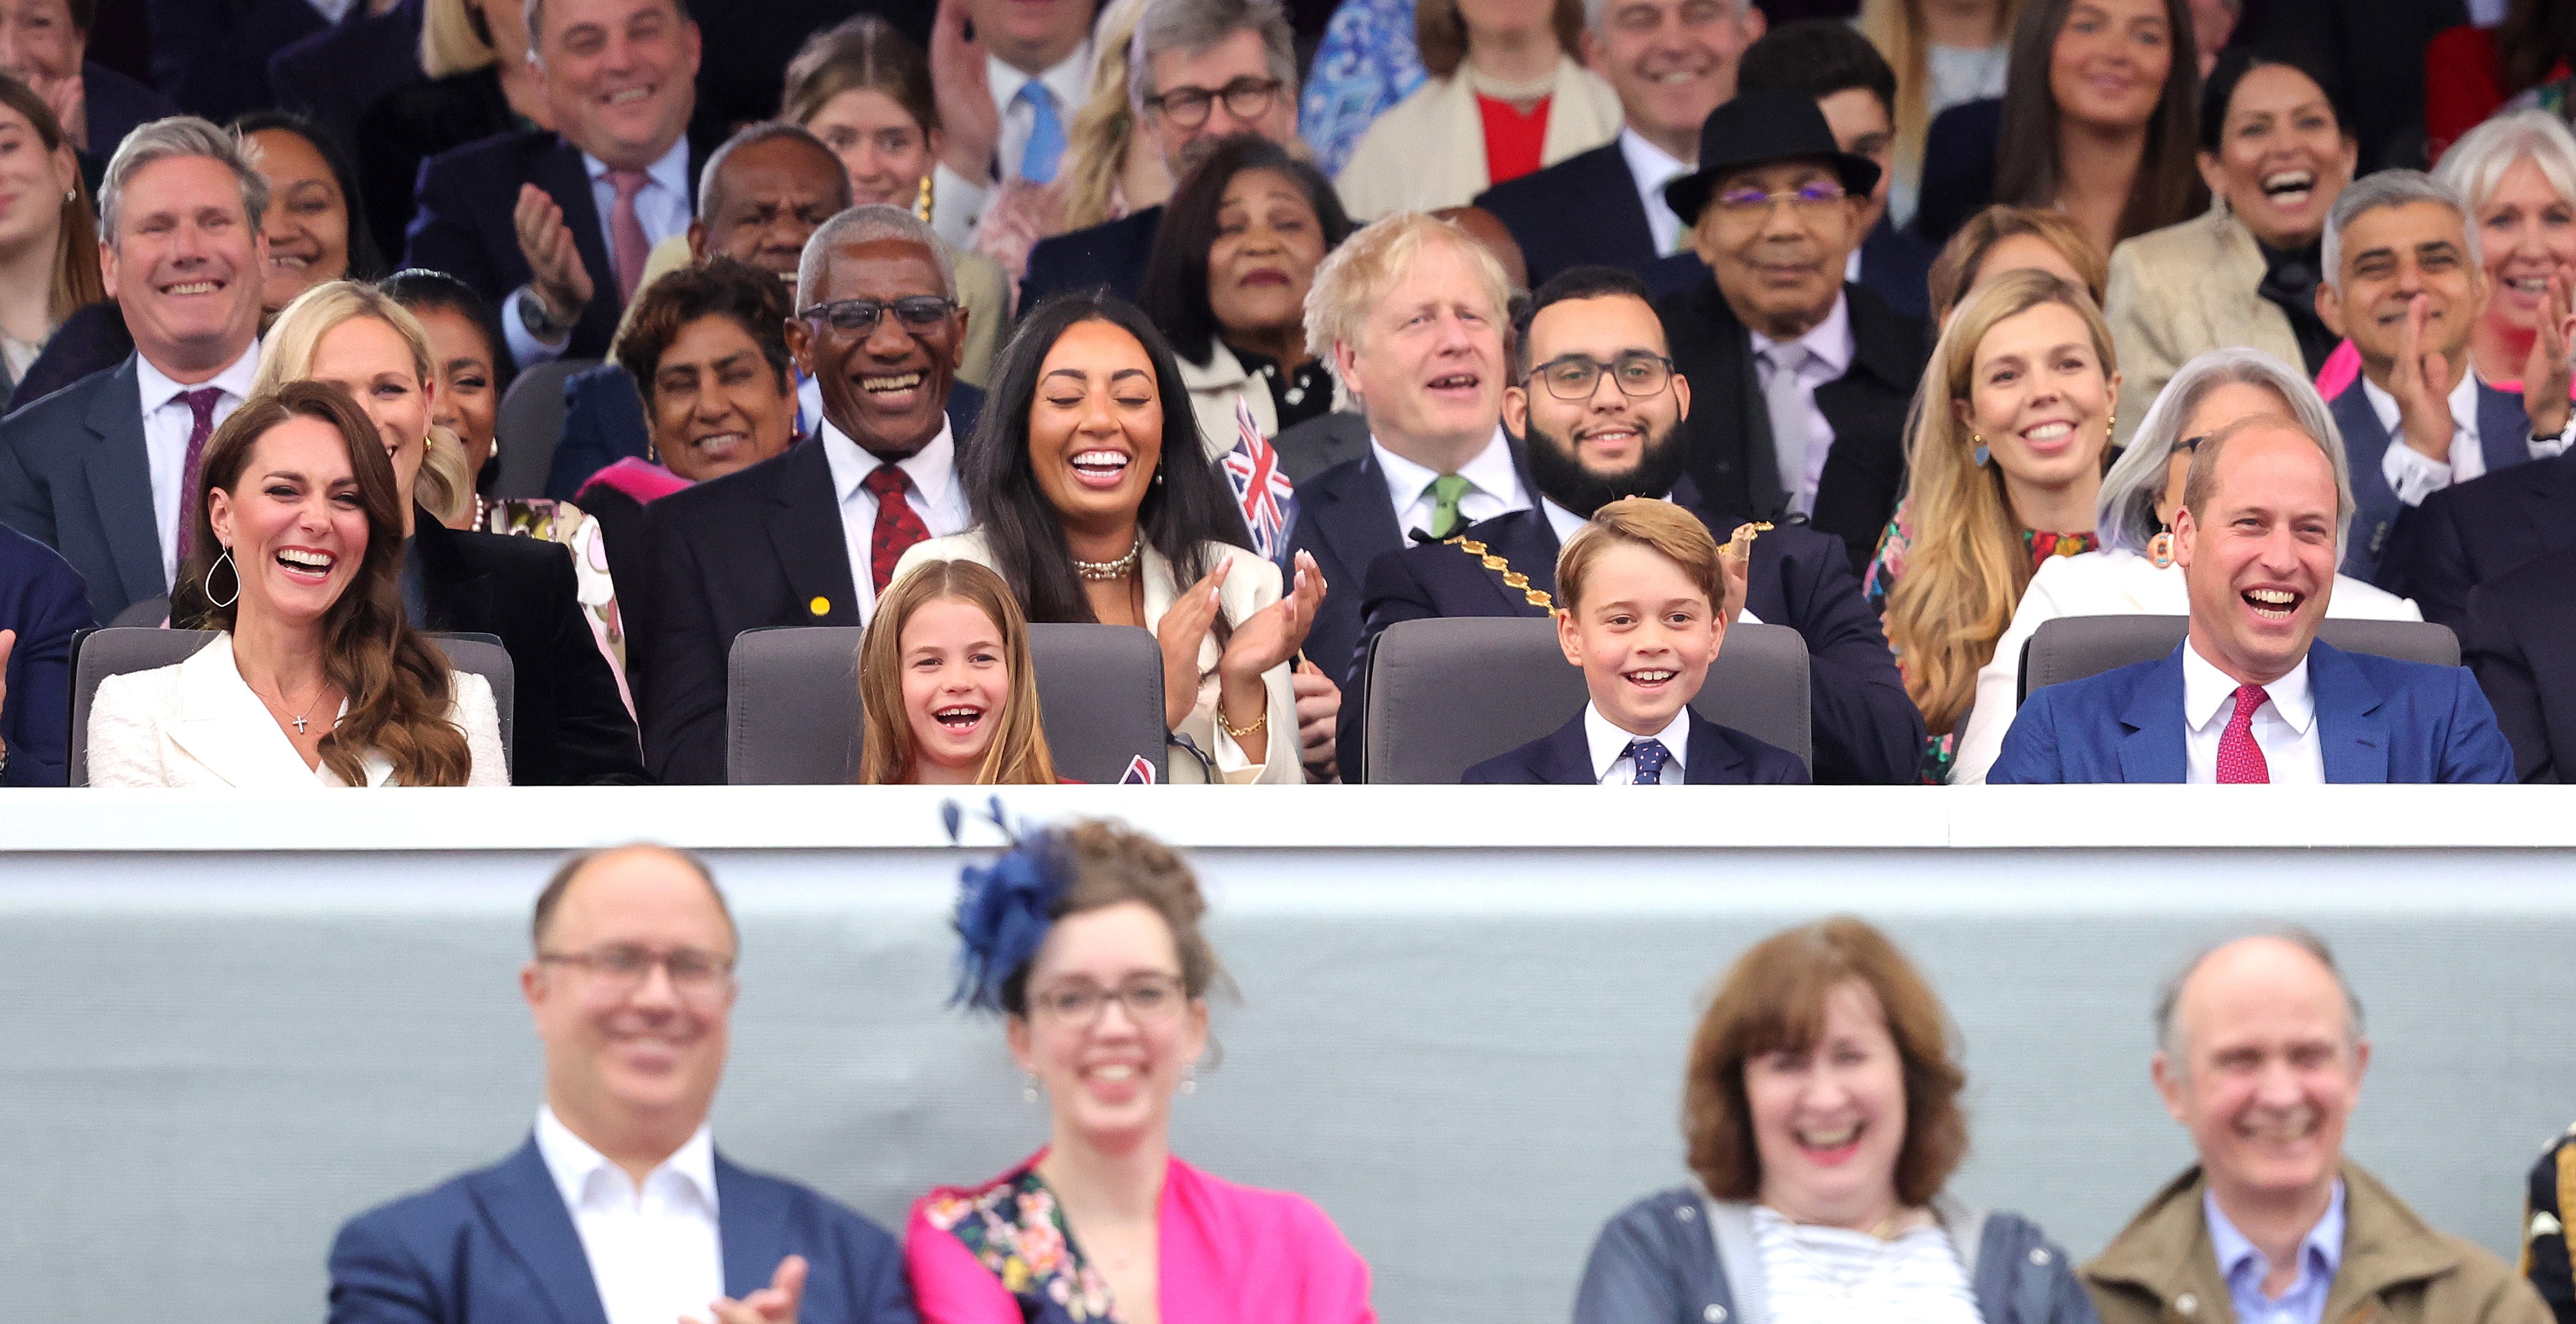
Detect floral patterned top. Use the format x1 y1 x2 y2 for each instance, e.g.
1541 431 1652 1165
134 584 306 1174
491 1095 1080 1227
1298 0 1426 177
1864 502 2098 784
918 1165 1117 1322
471 497 631 707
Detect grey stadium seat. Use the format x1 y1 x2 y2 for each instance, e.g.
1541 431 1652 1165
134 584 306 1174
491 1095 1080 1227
493 357 602 499
2019 615 2461 702
1358 616 1811 783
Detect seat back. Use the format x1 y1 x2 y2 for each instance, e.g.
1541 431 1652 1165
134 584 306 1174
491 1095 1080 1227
725 624 1169 784
68 630 516 785
1359 617 1811 783
494 358 601 499
2019 615 2462 701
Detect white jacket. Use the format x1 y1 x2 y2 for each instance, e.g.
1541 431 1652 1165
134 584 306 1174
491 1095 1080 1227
1334 57 1622 219
87 634 508 788
1949 547 2423 784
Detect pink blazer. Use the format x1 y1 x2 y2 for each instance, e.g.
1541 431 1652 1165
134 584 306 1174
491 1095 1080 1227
904 1151 1376 1324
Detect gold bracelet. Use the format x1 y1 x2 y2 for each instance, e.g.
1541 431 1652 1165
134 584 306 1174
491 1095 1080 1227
1216 704 1268 741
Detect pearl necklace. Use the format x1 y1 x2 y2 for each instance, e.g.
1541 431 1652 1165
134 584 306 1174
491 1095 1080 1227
1074 538 1142 581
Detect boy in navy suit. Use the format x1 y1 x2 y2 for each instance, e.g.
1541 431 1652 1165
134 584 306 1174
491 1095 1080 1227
1464 497 1809 784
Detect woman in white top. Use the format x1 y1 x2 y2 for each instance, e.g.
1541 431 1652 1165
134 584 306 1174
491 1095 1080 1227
1948 346 2422 784
894 295 1320 783
88 382 506 787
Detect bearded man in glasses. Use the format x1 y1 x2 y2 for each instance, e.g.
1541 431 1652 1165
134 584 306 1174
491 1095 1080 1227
630 205 984 783
329 845 917 1324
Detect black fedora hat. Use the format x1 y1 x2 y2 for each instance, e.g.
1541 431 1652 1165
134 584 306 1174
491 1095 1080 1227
1662 89 1883 229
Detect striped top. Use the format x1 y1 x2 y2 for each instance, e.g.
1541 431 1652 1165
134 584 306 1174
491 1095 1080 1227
1750 1205 1984 1323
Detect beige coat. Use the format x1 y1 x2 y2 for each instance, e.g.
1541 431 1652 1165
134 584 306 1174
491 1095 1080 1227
2104 208 2310 448
1333 56 1622 219
2084 1161 2551 1324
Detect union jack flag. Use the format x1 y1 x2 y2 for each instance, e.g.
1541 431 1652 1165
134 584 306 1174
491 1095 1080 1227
1220 395 1299 572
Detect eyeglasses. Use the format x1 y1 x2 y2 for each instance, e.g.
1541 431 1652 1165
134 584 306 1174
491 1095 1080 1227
1529 352 1676 401
1143 76 1283 129
1709 181 1849 219
1028 974 1187 1026
799 295 956 334
2177 434 2209 453
538 943 736 998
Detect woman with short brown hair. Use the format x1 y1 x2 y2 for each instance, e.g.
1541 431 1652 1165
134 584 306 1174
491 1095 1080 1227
1573 916 2094 1324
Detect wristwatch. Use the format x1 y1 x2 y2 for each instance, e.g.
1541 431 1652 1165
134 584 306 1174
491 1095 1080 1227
518 287 575 340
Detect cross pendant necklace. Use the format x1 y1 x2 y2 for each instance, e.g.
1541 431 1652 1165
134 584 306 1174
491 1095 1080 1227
291 713 311 734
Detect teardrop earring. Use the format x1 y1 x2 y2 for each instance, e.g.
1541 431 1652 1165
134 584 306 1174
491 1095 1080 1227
1022 1073 1040 1104
1180 1063 1199 1096
1970 434 1990 468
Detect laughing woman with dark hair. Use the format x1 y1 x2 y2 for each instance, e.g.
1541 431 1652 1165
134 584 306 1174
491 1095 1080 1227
891 294 1323 783
1136 134 1356 453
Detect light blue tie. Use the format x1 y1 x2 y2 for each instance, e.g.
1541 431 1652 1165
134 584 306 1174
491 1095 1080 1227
1017 81 1066 184
1625 739 1672 785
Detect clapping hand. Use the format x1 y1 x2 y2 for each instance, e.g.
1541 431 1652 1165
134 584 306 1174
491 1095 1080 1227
1292 658 1341 780
2523 270 2576 440
1717 526 1755 629
684 1255 806 1324
1218 551 1325 687
930 0 1000 183
28 72 83 150
511 184 595 332
1156 557 1232 729
2390 292 2457 464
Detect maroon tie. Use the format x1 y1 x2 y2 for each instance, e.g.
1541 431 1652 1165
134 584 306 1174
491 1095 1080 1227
2216 684 2272 784
174 386 224 565
604 168 652 305
863 464 930 595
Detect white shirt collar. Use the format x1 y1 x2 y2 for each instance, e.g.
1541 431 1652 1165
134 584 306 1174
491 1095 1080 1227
821 415 958 505
1745 292 1855 378
2182 637 2316 736
581 134 693 200
1540 496 1589 545
533 1105 718 1217
988 40 1093 117
1369 423 1523 511
2359 361 2479 443
136 339 260 412
1583 701 1691 781
1616 126 1689 185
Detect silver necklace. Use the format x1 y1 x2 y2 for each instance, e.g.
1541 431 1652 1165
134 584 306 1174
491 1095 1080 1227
1074 537 1141 581
262 677 331 735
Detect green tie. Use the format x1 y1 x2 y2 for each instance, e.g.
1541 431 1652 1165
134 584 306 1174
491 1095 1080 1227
1427 473 1472 538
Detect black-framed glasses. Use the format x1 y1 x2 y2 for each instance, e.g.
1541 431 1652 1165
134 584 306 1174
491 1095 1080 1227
1027 974 1188 1026
2177 434 2209 453
799 295 956 334
1528 352 1677 401
1710 181 1848 218
1143 76 1283 129
538 943 736 998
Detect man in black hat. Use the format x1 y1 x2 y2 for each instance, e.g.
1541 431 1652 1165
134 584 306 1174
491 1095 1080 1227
1655 88 1928 575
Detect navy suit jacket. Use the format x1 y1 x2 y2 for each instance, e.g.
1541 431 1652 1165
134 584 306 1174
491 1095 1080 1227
0 355 168 624
1344 497 1922 784
1284 446 1416 696
2328 374 2534 585
267 0 427 156
326 1136 917 1324
146 0 325 122
1987 639 2516 784
0 521 91 786
1463 707 1810 783
1913 97 2000 247
2378 448 2576 631
2465 543 2576 783
549 368 984 503
405 128 716 364
1855 216 1936 322
1472 141 1709 297
83 62 180 157
1020 206 1162 311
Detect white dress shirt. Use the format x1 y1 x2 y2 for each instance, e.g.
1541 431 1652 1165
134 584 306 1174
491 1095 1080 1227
138 342 260 589
1747 294 1855 516
2182 639 2325 784
507 135 696 369
1616 128 1690 258
533 1107 724 1324
818 416 973 621
930 42 1094 244
1371 425 1531 538
2365 366 2575 505
1584 701 1690 784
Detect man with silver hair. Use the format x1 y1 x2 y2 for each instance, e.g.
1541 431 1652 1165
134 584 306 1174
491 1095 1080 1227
2314 168 2571 584
2082 928 2547 1324
1991 408 2512 783
0 115 269 625
631 205 982 784
1019 0 1300 308
1949 348 2424 784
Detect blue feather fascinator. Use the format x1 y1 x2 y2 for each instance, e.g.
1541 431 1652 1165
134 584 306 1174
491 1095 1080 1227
945 797 1072 1014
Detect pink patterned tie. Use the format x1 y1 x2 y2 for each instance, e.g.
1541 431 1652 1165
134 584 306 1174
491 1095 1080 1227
604 168 651 305
2216 684 2272 784
173 386 224 565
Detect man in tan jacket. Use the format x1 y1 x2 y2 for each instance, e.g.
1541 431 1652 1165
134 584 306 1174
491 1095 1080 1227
2084 930 2550 1324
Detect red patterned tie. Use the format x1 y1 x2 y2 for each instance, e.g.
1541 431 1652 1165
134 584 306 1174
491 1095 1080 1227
604 168 651 305
2216 684 2272 784
173 386 224 565
863 464 930 595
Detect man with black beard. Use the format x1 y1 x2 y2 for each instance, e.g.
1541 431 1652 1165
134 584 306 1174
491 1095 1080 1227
1343 266 1923 784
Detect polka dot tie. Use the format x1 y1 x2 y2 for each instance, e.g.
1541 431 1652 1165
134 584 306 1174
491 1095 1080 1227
863 464 930 595
2216 684 2272 784
1625 738 1671 785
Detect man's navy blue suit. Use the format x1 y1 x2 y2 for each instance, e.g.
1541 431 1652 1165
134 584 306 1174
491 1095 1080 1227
0 521 91 786
1463 707 1810 783
1987 639 2516 783
327 1135 917 1324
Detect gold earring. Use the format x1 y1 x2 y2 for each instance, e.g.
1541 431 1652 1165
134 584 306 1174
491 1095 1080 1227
915 173 934 223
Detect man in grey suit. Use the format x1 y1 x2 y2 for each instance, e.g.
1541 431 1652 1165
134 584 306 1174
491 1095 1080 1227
0 117 269 625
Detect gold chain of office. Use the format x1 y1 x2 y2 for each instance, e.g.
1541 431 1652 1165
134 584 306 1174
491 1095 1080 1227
1444 520 1775 613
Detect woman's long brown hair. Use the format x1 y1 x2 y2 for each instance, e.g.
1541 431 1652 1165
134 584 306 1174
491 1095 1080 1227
169 382 475 786
1991 0 2207 244
0 71 104 323
858 559 1059 786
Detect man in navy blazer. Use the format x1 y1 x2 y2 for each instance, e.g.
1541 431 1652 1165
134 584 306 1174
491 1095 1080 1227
404 0 718 367
0 524 91 786
2465 543 2576 783
328 846 916 1324
2377 448 2576 631
1992 414 2514 784
1347 265 1922 783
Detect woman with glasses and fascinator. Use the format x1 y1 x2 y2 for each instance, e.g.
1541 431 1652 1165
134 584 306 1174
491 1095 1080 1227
908 816 1375 1323
1943 347 2422 784
86 382 505 787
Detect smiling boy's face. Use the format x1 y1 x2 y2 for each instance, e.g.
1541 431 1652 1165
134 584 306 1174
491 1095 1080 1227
1557 540 1725 738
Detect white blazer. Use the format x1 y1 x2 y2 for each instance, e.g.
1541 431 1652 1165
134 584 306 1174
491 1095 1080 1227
1333 56 1622 219
86 634 509 788
1949 547 2424 785
891 531 1301 783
